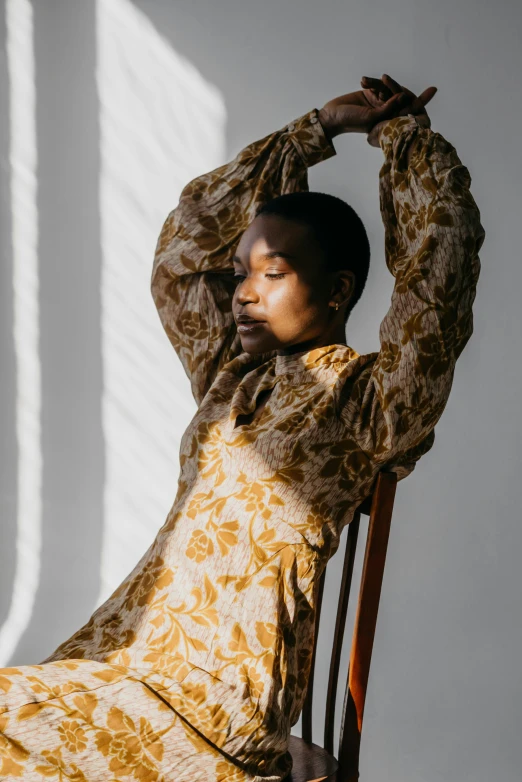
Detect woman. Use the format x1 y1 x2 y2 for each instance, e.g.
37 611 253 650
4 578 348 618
0 73 484 781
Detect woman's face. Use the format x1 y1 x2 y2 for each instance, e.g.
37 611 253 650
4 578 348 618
232 213 354 355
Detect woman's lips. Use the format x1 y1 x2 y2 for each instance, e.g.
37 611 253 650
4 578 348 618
237 321 265 333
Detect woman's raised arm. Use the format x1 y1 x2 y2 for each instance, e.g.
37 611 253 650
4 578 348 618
151 109 336 406
340 112 486 464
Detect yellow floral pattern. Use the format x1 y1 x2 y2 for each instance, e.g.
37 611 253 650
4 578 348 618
0 107 484 780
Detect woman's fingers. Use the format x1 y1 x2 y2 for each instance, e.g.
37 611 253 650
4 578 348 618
364 74 417 105
370 87 389 102
382 73 419 102
382 75 438 108
381 73 403 93
380 76 438 117
361 76 392 100
411 86 438 112
402 87 437 116
361 76 387 89
362 75 438 129
373 91 408 119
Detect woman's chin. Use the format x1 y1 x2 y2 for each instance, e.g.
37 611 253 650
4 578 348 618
239 334 275 355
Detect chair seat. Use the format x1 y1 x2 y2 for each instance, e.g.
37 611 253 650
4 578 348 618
287 735 338 782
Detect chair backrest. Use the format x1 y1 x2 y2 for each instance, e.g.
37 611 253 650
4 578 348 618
300 470 398 781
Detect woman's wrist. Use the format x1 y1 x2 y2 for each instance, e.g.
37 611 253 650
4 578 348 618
318 108 342 141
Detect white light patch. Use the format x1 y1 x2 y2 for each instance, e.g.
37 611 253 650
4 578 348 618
95 0 226 604
0 0 41 665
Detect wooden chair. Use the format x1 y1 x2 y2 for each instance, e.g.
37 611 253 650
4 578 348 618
288 470 398 782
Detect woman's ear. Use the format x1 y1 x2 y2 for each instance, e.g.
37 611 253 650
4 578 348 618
337 270 356 307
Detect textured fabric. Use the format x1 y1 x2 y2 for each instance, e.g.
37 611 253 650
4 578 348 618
0 108 485 781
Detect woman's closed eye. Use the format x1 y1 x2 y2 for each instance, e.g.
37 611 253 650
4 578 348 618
233 273 286 282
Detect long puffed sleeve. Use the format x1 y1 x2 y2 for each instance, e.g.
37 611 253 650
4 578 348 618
151 108 336 406
339 114 485 464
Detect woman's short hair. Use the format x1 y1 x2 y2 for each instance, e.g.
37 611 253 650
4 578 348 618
255 191 370 321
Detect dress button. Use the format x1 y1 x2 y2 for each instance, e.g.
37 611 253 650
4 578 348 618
310 116 318 124
287 123 295 131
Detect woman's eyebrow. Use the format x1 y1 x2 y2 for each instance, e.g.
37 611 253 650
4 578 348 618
232 251 295 264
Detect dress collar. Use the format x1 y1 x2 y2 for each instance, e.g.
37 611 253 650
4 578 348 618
273 343 359 376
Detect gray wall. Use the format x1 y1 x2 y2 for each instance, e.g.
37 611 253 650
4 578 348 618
1 1 521 780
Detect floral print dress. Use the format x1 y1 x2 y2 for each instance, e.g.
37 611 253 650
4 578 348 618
0 109 484 781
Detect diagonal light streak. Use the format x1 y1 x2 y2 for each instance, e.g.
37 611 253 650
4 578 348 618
95 0 226 606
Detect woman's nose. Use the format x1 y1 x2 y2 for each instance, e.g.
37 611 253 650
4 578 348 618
236 279 259 303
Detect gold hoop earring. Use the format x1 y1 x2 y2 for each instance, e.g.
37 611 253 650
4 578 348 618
334 302 339 311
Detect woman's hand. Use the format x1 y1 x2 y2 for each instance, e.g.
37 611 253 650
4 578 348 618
318 85 410 140
362 74 437 147
318 74 437 147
